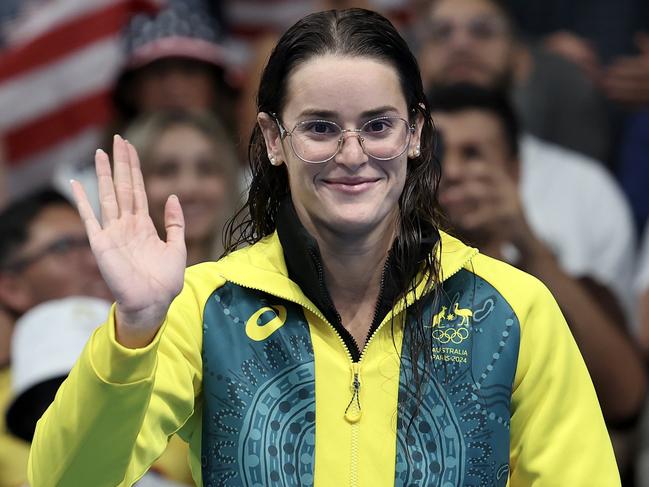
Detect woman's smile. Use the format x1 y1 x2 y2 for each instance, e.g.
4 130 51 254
320 176 382 194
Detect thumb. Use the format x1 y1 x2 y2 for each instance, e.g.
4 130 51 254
164 194 186 250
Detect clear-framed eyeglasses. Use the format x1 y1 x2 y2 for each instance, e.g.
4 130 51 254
271 113 416 164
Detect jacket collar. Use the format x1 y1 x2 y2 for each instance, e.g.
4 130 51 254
216 204 478 322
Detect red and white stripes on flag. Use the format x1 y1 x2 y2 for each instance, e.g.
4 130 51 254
0 0 159 199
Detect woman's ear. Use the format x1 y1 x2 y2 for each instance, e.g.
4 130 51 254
257 112 285 166
408 109 425 159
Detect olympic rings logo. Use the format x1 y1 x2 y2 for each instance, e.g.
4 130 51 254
432 326 470 344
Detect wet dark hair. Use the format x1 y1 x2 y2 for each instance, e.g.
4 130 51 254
427 82 520 157
225 8 445 415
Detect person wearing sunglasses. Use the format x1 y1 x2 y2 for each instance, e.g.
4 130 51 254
30 8 618 487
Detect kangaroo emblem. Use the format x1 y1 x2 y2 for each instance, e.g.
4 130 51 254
428 306 448 328
451 303 473 326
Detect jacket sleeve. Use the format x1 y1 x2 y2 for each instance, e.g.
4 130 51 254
508 279 620 486
28 268 221 487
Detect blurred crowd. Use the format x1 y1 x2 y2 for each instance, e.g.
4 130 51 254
0 0 649 485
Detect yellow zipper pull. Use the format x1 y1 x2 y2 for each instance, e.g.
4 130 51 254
345 363 362 423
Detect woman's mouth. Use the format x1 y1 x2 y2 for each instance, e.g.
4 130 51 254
322 177 381 194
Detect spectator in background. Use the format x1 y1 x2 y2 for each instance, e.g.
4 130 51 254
416 0 612 162
112 0 245 144
429 84 646 476
124 111 241 264
0 190 111 311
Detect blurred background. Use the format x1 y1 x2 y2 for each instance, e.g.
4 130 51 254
0 0 648 486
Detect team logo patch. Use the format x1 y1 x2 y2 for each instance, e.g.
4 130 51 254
245 305 288 341
429 303 473 344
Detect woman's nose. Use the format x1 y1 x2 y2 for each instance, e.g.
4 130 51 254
334 132 368 168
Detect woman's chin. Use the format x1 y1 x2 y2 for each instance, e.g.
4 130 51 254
319 207 393 238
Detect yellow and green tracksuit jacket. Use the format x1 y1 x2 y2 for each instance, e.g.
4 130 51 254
29 230 619 486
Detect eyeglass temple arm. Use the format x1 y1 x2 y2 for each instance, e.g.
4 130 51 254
269 112 288 138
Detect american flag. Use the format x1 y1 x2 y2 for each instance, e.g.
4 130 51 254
0 0 160 201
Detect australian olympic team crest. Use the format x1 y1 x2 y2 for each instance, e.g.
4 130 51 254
429 301 473 345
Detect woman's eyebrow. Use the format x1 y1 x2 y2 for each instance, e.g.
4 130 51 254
360 106 400 119
295 105 401 120
296 108 338 119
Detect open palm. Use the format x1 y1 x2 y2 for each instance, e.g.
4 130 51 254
71 135 186 347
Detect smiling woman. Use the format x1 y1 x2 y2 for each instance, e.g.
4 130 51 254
29 8 619 487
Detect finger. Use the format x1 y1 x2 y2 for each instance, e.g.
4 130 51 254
164 194 186 253
126 142 149 214
96 148 119 224
113 134 134 215
70 179 102 238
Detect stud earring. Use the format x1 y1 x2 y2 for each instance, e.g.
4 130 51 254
269 154 278 166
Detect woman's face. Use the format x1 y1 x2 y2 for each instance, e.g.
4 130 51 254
144 124 231 242
263 55 422 240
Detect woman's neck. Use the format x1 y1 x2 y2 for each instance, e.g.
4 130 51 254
318 230 393 303
299 211 397 346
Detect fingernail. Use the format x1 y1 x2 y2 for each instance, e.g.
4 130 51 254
96 148 105 155
114 134 122 142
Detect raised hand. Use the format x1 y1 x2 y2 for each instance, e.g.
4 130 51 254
71 135 187 348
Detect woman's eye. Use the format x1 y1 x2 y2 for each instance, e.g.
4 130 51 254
302 121 336 135
312 122 333 134
366 120 391 133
